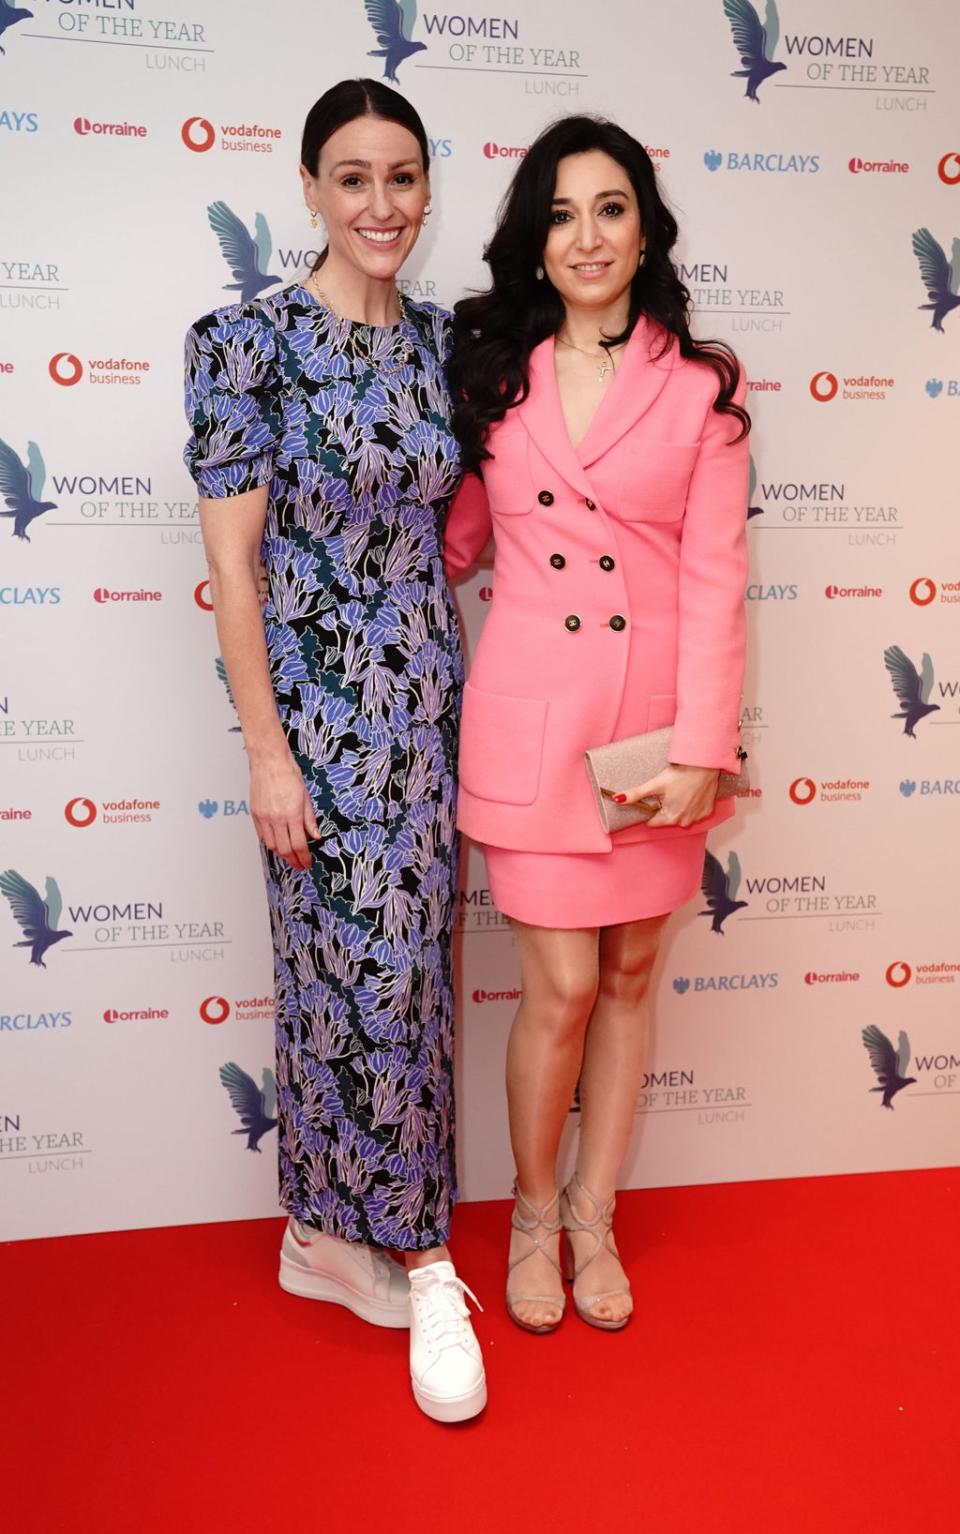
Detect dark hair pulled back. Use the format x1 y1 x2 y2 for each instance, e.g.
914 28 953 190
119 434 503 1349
300 77 430 272
448 115 750 472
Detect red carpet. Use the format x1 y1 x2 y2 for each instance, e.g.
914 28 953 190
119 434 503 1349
5 1169 955 1533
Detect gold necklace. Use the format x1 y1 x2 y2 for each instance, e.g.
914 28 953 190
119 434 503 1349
556 333 623 382
306 273 413 370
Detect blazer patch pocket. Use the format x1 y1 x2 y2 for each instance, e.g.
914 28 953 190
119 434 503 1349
482 422 535 515
619 440 700 522
459 682 548 806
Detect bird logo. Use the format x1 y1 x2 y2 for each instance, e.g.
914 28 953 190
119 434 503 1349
0 437 56 542
0 1 33 57
747 454 764 518
219 1061 278 1152
722 0 787 101
883 645 940 737
911 228 960 333
861 1025 916 1110
0 869 73 967
362 0 426 83
216 656 242 732
206 202 279 304
698 850 749 934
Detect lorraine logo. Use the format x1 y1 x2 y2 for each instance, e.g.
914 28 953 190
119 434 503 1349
361 0 427 82
48 352 83 386
883 646 939 737
722 0 786 101
911 228 960 332
747 455 764 518
0 5 32 57
206 202 279 304
0 869 73 968
216 656 241 731
698 850 748 934
861 1024 915 1109
181 116 216 152
0 437 57 541
789 777 816 805
218 1061 278 1151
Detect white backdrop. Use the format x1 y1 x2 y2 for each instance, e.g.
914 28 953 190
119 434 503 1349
2 1 959 1241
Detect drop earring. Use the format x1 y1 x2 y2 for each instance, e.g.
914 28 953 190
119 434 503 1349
308 207 318 230
423 202 433 222
535 263 544 281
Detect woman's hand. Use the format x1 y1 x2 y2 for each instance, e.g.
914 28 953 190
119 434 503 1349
249 749 320 870
616 763 720 829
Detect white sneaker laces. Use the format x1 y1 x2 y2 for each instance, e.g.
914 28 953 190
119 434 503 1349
419 1273 483 1350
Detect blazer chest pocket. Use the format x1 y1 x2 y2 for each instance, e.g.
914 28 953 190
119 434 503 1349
459 682 548 805
482 420 535 515
619 440 699 522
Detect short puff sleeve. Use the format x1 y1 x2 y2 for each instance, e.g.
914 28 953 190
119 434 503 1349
183 307 280 499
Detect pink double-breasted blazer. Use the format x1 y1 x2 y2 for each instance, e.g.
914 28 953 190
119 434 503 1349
444 318 750 855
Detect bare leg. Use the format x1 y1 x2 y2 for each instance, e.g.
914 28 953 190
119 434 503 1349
405 1246 450 1270
567 914 668 1324
505 921 600 1328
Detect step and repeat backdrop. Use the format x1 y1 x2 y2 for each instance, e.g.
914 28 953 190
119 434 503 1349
2 1 959 1241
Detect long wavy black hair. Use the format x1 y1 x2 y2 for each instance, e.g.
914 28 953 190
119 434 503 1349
449 115 750 471
300 78 430 273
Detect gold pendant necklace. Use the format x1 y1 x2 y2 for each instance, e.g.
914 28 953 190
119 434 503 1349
306 274 413 371
557 333 620 383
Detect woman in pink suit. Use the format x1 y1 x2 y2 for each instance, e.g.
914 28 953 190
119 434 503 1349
445 116 750 1334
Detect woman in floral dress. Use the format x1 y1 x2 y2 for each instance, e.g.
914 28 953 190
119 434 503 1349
184 80 485 1424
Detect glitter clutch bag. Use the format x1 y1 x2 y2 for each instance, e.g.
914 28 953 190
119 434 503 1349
584 726 749 833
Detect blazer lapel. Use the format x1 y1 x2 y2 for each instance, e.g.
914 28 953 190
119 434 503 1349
576 318 682 468
516 337 597 501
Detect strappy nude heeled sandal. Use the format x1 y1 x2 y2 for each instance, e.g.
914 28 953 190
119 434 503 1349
560 1172 633 1332
506 1183 566 1335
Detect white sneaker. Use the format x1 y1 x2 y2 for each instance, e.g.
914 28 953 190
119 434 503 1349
408 1260 487 1423
278 1218 410 1328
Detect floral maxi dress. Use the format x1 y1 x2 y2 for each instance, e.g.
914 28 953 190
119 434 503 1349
184 286 464 1250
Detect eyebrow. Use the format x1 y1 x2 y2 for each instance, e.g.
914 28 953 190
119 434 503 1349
551 189 630 203
330 157 420 172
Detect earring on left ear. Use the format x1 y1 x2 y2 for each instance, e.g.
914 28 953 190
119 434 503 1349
423 202 433 222
308 207 318 230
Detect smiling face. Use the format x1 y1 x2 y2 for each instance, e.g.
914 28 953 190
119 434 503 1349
543 148 644 313
302 113 430 279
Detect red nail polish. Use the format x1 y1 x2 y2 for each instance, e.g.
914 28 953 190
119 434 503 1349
613 794 627 803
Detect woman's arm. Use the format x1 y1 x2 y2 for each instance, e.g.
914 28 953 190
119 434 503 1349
200 489 318 869
444 472 494 582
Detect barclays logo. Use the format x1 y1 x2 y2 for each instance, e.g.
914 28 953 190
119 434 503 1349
706 149 820 174
899 779 917 797
198 798 249 818
0 586 61 605
207 202 279 304
673 972 778 994
745 583 798 600
912 228 960 332
0 437 56 541
926 379 944 397
902 778 960 797
925 378 959 398
0 110 38 133
722 0 786 101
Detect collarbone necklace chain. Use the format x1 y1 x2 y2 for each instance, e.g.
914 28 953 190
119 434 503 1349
557 331 624 382
306 271 414 371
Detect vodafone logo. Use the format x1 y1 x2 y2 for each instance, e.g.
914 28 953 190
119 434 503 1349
194 579 214 611
809 371 838 403
885 961 912 989
909 577 937 606
199 995 231 1025
49 352 83 386
937 152 960 186
65 796 97 828
181 116 215 152
789 777 817 806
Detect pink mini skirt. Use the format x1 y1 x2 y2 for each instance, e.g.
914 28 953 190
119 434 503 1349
482 830 708 929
